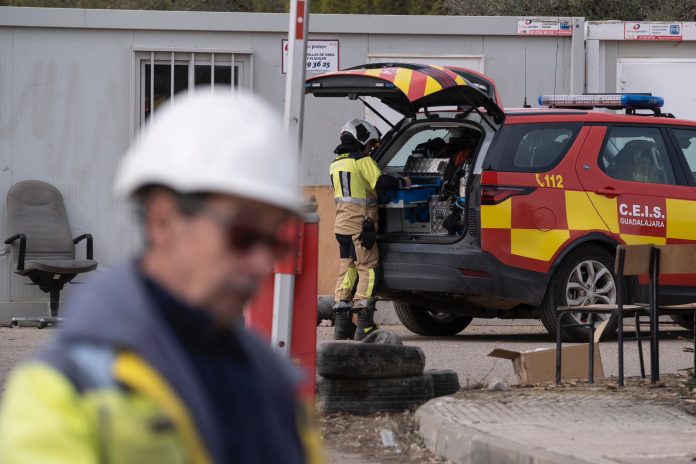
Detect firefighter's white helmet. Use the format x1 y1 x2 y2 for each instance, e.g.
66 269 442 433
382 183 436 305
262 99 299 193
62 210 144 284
341 118 381 146
114 90 302 214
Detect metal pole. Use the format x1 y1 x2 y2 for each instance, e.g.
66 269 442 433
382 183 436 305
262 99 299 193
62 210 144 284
272 0 309 356
617 249 625 387
589 313 596 384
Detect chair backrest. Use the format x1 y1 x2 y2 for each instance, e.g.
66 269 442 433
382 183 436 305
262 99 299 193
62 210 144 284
615 244 653 276
6 180 75 262
654 244 696 275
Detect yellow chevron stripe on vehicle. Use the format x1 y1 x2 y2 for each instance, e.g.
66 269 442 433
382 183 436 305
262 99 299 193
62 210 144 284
424 75 443 97
392 68 413 97
363 68 382 78
430 64 468 86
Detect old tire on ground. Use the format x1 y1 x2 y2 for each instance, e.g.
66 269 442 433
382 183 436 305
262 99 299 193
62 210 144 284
317 342 425 379
540 245 619 343
360 328 403 345
394 302 473 336
317 375 434 414
426 369 460 397
317 296 335 325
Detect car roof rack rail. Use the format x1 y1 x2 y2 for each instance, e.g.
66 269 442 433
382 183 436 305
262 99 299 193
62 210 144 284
538 93 674 118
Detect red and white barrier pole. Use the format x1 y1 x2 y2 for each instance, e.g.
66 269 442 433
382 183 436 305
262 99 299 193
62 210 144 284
247 0 316 398
247 210 319 398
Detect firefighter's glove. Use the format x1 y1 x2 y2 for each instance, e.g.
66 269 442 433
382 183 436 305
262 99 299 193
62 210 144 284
375 174 412 192
359 218 376 249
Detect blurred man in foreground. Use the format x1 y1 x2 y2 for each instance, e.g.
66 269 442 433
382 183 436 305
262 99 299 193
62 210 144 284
0 92 322 464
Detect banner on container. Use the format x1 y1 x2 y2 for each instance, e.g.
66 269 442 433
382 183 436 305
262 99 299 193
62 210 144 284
282 39 339 74
517 18 573 36
624 22 683 41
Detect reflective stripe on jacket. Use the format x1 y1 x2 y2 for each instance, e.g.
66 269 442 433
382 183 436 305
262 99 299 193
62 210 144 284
330 152 381 203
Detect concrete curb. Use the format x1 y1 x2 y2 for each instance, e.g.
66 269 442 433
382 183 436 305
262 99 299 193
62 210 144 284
416 399 591 464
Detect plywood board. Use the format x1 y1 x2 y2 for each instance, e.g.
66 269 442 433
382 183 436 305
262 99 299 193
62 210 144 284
304 186 339 297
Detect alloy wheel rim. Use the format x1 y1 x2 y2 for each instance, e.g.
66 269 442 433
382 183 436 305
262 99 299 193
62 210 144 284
564 259 616 325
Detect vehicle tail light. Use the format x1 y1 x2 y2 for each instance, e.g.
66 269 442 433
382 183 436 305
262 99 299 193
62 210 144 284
480 185 535 205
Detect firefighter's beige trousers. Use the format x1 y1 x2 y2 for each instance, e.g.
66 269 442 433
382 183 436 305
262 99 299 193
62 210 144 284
334 232 379 305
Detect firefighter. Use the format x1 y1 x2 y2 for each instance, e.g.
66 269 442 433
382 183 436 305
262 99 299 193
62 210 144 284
0 92 322 464
330 118 409 340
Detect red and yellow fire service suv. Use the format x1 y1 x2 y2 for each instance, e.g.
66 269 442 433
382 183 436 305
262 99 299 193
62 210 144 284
306 63 696 342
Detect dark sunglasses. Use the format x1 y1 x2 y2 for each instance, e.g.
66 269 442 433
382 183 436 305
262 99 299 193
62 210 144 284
199 208 294 259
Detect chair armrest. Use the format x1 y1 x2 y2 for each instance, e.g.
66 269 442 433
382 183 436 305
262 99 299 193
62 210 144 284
73 234 93 260
4 234 27 271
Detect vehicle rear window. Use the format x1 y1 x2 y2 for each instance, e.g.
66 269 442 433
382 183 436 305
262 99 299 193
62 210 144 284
486 123 582 173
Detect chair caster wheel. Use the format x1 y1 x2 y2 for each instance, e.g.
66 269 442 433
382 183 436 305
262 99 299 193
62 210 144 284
38 322 47 329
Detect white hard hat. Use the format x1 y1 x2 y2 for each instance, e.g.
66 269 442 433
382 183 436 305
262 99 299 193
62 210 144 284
341 118 381 146
114 91 302 214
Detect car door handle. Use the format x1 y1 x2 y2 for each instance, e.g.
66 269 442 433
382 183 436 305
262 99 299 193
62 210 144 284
595 188 621 198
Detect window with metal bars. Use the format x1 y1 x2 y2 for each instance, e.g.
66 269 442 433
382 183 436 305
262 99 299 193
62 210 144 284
136 50 251 125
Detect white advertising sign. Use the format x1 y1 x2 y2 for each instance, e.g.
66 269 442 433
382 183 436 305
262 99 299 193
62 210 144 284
517 18 573 36
282 39 339 74
624 22 683 41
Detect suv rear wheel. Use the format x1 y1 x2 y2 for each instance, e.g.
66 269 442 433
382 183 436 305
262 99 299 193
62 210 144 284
540 245 619 342
394 302 473 336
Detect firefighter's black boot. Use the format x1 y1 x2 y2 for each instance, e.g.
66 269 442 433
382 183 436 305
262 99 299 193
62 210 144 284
333 301 356 340
355 304 379 341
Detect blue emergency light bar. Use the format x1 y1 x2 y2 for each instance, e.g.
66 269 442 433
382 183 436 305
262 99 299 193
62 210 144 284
539 94 664 109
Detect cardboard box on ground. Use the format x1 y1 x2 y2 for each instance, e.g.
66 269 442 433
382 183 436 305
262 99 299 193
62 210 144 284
489 320 608 385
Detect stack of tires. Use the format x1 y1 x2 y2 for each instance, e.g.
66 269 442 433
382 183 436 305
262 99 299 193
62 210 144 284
316 330 460 414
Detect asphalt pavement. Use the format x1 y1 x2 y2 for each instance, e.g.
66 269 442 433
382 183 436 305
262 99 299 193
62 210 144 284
4 319 693 392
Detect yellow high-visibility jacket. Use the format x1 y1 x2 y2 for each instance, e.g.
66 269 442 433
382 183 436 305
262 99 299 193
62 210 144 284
330 151 382 235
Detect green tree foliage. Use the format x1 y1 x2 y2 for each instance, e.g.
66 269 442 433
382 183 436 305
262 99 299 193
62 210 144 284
0 0 444 12
312 0 444 14
443 0 696 21
0 0 258 11
3 0 696 19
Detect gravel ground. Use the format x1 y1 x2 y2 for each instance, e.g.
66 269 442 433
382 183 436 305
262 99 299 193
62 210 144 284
317 319 696 463
319 372 696 464
0 328 53 392
320 411 446 463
